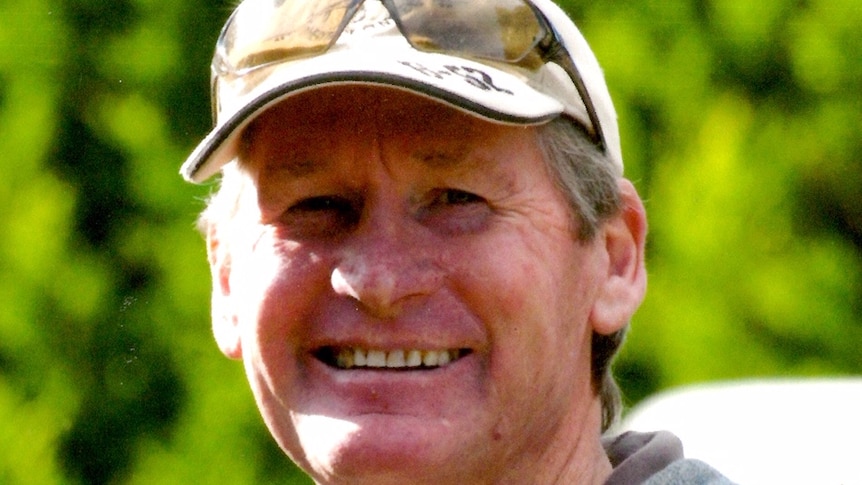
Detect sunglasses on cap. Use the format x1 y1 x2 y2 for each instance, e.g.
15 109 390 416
211 0 608 154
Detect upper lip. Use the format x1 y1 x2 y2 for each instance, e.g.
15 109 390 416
304 301 486 368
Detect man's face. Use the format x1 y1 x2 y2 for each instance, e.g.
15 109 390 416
210 86 625 484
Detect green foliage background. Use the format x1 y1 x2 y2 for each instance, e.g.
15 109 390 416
0 0 859 483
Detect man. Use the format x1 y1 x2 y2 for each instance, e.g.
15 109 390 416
181 0 732 483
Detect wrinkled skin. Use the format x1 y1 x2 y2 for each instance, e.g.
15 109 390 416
207 86 647 485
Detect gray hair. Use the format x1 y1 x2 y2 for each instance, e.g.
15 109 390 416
534 117 626 432
197 116 628 432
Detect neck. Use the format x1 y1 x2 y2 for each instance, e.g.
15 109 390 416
486 398 613 485
525 397 612 485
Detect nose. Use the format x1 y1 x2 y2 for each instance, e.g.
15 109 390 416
330 213 443 318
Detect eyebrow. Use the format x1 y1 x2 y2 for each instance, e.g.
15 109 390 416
411 146 472 170
265 157 329 178
403 123 482 172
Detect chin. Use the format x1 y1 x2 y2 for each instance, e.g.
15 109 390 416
288 413 474 484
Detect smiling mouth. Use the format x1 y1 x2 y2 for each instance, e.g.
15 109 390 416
314 347 471 370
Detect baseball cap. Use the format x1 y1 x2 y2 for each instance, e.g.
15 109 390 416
180 0 622 183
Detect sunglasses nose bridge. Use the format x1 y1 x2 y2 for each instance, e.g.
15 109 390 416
341 0 404 38
337 0 370 34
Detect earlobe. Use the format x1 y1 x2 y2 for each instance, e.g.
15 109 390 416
590 180 648 335
207 225 243 360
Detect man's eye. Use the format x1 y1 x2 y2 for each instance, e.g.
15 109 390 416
434 189 483 206
290 196 353 213
277 196 360 238
419 188 489 235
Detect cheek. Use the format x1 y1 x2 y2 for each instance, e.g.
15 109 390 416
231 235 335 443
230 234 330 357
442 228 599 448
452 225 594 331
447 223 599 380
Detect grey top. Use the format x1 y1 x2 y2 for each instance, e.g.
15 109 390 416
603 431 736 485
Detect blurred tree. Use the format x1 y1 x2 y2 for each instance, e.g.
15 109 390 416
0 0 858 483
578 0 862 404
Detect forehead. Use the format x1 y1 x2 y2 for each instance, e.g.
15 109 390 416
240 85 518 167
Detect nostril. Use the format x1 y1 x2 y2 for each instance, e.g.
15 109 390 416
331 241 445 319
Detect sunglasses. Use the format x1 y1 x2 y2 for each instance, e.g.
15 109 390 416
211 0 607 153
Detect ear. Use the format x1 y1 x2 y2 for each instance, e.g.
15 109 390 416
207 223 243 360
590 179 648 335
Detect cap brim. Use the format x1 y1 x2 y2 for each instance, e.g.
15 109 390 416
180 45 566 183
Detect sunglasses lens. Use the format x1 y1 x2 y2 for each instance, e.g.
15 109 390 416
217 0 356 75
390 0 544 64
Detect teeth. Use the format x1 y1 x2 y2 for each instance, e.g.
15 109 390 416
367 350 386 367
354 348 367 366
386 350 405 368
406 350 422 367
331 348 462 370
336 350 354 369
